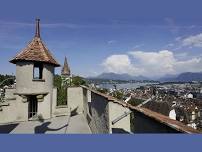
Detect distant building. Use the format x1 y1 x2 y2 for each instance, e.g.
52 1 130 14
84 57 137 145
169 109 176 120
61 57 71 77
61 57 71 86
185 93 194 99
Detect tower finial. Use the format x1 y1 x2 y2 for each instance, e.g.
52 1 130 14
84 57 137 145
64 56 67 64
35 18 40 38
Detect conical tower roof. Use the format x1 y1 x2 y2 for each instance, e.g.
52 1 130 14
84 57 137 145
61 56 70 76
10 19 60 67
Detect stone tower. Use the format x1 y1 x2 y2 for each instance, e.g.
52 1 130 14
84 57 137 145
9 19 60 120
61 56 71 77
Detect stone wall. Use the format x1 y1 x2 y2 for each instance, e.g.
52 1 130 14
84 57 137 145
67 87 84 114
131 110 180 133
80 86 198 134
37 93 51 119
88 91 110 133
16 62 54 94
129 107 199 133
74 86 195 133
0 90 28 123
4 88 16 100
108 102 131 133
52 88 69 117
1 85 197 133
0 87 69 124
81 86 131 133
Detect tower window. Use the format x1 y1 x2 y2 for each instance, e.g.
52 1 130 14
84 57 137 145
33 63 43 79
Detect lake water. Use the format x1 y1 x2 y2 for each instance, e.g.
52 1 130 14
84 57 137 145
98 82 158 89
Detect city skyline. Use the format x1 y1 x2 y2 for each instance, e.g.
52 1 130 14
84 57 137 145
1 0 202 78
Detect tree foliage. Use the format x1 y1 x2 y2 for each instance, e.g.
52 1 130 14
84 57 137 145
128 98 144 106
54 75 67 106
110 91 124 100
0 74 15 87
96 88 109 94
54 75 87 105
71 76 86 87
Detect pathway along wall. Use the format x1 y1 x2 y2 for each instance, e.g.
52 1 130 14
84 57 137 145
68 86 131 133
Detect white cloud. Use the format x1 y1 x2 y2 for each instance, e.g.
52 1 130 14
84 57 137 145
102 54 142 75
182 33 202 47
102 55 132 73
129 50 176 76
102 50 202 78
174 52 189 59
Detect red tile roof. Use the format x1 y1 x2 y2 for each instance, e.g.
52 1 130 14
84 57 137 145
10 19 60 67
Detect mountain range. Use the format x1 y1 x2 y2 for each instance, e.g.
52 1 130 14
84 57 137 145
89 72 149 81
89 72 202 82
159 72 202 82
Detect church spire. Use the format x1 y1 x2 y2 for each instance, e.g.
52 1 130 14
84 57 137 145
61 56 71 76
35 18 40 38
64 56 68 66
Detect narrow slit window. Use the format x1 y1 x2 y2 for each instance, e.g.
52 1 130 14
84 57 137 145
33 63 43 79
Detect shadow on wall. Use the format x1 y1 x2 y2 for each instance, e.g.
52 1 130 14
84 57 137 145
112 128 130 134
0 123 19 133
70 106 79 117
91 94 108 117
34 122 68 134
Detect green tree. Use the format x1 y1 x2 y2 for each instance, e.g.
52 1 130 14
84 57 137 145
111 91 124 100
54 75 62 88
0 74 15 87
96 88 109 94
53 75 87 105
71 76 86 87
54 75 67 105
128 98 144 106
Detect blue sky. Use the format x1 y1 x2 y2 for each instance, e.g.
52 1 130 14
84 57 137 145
1 0 202 78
